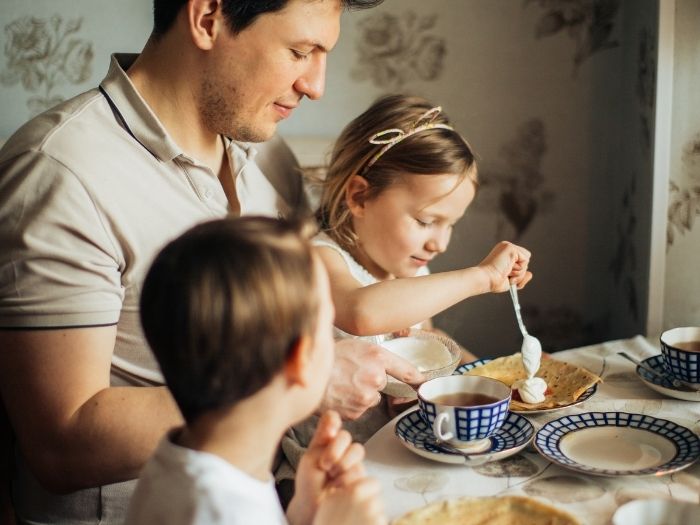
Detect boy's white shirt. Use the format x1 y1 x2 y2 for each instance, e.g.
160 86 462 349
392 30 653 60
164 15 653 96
127 429 287 525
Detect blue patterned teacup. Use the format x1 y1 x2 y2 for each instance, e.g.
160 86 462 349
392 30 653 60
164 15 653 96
661 327 700 384
417 375 511 452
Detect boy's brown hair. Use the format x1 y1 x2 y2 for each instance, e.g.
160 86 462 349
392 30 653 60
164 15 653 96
140 216 318 423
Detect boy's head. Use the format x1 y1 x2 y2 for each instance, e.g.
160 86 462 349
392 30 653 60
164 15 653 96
140 216 334 424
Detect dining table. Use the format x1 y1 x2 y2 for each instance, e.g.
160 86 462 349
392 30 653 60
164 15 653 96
364 335 700 524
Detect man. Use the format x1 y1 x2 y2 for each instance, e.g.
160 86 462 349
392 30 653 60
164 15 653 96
0 1 421 523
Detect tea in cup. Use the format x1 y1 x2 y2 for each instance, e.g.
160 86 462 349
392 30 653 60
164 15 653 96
660 327 700 384
417 375 511 452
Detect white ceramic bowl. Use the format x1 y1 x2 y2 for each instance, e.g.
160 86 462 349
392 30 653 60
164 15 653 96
381 330 461 398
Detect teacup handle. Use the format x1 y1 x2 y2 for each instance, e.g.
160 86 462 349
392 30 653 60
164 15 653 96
432 412 454 441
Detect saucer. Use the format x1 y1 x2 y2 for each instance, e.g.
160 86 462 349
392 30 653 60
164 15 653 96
394 409 534 466
636 355 700 401
454 358 597 414
535 411 700 476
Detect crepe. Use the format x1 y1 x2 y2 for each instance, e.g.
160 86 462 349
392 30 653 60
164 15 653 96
393 495 580 525
462 354 601 410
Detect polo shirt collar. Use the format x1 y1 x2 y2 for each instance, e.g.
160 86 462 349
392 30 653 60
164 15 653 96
99 53 183 162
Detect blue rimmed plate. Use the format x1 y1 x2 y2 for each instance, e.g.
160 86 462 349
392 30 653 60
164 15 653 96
454 358 597 414
535 411 700 476
394 408 534 465
637 355 700 401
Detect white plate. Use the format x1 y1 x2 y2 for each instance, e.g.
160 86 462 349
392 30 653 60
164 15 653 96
394 408 534 466
535 411 700 476
613 499 700 525
636 355 700 401
454 358 597 414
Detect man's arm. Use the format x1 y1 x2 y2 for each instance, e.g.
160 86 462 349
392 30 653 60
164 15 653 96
0 327 182 494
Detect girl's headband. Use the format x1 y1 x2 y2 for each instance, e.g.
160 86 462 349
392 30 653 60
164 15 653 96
362 106 454 174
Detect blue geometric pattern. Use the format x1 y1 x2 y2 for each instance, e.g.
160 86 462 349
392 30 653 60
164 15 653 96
535 411 700 476
638 355 682 389
418 395 510 442
395 409 534 457
454 358 597 412
660 344 700 384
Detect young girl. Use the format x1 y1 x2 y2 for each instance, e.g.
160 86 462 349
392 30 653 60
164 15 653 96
315 93 532 345
278 95 532 481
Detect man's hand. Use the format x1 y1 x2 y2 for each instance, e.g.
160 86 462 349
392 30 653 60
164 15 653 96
320 339 424 420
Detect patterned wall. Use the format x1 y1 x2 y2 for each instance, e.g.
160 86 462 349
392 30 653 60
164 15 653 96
0 1 669 356
663 0 700 329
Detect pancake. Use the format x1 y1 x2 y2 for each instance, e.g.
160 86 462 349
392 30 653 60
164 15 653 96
393 495 581 525
462 354 601 410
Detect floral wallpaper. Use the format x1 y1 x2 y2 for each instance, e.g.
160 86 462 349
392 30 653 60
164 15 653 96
351 11 446 90
667 132 700 247
526 0 621 75
1 15 94 116
478 119 554 241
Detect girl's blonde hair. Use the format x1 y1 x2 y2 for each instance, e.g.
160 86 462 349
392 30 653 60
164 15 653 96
316 94 477 250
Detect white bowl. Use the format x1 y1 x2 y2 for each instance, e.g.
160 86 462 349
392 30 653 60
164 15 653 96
381 330 461 398
613 499 700 525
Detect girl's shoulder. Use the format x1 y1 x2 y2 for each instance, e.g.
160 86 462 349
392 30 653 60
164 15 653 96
312 232 377 287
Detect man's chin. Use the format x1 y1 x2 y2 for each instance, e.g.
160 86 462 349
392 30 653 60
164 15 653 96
229 123 277 143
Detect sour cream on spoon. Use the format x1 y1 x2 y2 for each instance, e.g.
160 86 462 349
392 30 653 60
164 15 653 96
509 284 547 403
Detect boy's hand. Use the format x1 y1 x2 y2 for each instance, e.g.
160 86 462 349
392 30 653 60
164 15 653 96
288 411 378 525
313 477 387 525
478 241 532 293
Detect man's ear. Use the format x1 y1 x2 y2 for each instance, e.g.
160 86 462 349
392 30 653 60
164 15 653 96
187 0 223 50
345 175 370 218
283 336 313 387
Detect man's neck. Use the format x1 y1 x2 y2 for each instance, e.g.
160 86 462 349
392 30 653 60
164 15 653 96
127 40 223 173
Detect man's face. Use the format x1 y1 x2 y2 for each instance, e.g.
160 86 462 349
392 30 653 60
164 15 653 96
199 0 341 142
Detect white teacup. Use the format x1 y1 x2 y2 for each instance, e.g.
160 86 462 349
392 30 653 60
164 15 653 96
660 326 700 384
417 375 511 452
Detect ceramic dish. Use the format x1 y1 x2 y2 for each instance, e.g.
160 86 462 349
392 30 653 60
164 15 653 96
535 411 700 476
394 408 534 466
453 358 597 413
382 330 462 398
612 498 700 525
636 355 700 401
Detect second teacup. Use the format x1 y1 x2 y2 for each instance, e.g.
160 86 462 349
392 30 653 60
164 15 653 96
417 375 511 452
660 327 700 384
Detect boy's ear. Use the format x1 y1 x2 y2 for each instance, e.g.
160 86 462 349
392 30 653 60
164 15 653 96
283 335 313 387
187 0 223 50
345 175 370 217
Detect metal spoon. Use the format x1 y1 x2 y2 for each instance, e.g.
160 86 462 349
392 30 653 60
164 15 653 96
509 283 542 376
617 352 700 392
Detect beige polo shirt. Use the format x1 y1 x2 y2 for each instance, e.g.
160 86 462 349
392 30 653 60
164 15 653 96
0 53 307 386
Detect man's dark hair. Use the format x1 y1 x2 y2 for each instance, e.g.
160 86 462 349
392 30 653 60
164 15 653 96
153 0 384 37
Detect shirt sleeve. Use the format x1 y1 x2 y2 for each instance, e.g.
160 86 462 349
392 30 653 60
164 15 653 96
0 150 123 328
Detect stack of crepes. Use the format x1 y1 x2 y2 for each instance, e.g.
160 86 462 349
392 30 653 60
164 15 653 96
463 354 601 411
393 495 580 525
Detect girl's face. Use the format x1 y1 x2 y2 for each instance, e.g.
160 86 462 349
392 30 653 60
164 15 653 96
349 172 476 280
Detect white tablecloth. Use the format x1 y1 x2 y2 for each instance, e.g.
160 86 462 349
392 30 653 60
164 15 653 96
364 336 700 524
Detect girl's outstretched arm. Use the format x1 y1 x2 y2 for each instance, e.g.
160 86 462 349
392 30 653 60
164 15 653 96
319 241 532 337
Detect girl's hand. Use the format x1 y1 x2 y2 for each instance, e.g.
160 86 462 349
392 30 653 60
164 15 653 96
478 241 533 293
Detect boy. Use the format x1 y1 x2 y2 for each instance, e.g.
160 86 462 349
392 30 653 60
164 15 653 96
127 216 386 524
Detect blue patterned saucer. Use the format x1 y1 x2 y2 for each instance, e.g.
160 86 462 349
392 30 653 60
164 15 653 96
637 355 700 401
535 411 700 476
454 358 597 414
394 409 534 465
